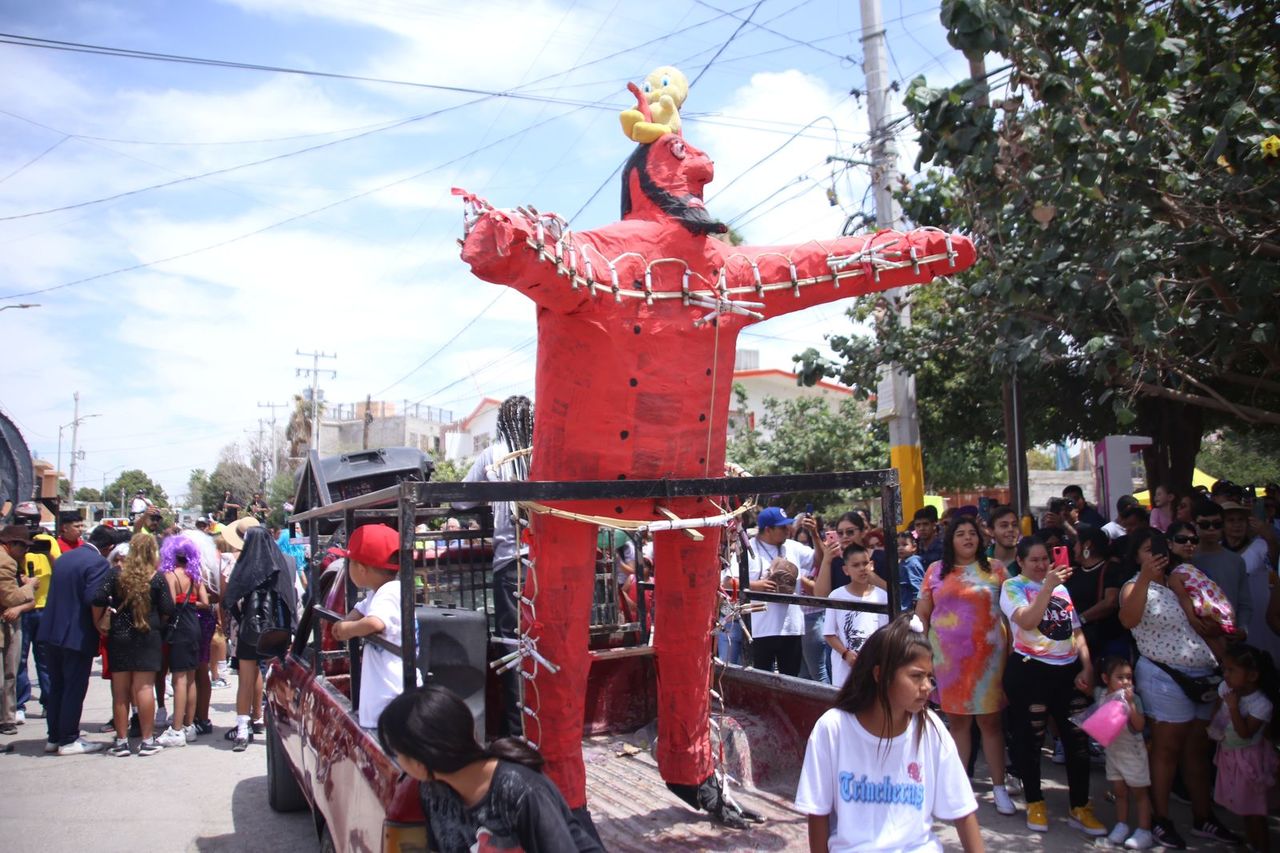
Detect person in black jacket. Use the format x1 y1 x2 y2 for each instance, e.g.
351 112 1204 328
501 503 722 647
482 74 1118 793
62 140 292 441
36 524 114 754
378 685 604 853
222 525 295 751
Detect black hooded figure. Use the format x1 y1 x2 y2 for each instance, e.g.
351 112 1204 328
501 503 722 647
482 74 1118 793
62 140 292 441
224 526 297 656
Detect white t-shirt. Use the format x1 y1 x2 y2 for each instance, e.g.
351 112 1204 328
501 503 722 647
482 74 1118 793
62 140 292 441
795 708 977 852
1212 680 1274 748
131 497 148 514
824 586 889 689
749 537 814 637
353 579 418 729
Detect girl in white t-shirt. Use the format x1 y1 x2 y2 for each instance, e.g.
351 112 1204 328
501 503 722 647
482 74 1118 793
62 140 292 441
795 613 984 852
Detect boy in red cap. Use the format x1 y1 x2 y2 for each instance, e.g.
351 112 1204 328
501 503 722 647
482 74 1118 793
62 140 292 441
331 524 419 728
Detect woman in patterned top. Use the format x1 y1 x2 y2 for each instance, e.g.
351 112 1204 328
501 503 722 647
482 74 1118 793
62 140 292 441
1118 528 1240 849
915 515 1011 814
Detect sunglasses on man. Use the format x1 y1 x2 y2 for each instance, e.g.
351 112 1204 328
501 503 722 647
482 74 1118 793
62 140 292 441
1171 534 1200 545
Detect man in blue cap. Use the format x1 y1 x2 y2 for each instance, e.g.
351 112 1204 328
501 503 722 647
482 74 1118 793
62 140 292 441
747 507 833 676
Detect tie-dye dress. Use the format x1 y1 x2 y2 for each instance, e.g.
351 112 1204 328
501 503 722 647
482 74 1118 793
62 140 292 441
921 559 1010 715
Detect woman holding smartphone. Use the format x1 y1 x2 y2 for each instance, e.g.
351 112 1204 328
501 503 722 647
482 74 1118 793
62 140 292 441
999 536 1103 836
1118 528 1237 849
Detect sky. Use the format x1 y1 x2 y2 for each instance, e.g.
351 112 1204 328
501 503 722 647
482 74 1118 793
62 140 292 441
0 0 973 505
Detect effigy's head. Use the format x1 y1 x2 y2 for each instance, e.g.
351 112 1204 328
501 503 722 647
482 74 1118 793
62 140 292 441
620 133 727 236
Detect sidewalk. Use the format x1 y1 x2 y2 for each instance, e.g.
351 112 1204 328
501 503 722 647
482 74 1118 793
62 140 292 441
0 661 315 853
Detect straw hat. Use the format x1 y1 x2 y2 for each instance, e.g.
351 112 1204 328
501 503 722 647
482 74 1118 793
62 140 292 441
222 516 260 551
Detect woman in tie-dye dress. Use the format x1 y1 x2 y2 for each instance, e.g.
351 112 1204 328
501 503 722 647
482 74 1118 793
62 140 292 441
916 515 1013 809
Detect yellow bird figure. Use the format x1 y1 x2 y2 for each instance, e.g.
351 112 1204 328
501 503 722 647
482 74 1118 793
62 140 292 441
620 66 689 144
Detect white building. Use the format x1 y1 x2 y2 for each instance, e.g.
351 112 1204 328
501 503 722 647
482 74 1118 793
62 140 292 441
729 350 854 440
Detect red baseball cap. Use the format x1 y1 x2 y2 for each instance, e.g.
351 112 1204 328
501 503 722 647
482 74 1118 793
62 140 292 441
339 524 400 570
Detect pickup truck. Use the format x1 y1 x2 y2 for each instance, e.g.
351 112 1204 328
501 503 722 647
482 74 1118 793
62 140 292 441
263 469 898 852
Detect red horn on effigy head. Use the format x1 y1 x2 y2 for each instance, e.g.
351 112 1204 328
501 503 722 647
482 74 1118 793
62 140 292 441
627 81 654 124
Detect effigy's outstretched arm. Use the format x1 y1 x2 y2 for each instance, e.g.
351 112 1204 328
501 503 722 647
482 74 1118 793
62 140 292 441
722 228 977 322
455 189 591 314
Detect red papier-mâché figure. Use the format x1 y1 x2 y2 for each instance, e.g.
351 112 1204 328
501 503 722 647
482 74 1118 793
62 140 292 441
454 125 975 819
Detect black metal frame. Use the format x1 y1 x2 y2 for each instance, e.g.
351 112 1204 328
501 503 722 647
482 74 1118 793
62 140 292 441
287 461 903 698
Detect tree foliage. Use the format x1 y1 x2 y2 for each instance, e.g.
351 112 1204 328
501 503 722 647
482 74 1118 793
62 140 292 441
104 469 169 509
1197 427 1280 486
726 387 887 515
805 0 1280 495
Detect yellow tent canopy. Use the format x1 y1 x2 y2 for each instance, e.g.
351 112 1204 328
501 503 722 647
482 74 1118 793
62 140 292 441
1133 468 1218 504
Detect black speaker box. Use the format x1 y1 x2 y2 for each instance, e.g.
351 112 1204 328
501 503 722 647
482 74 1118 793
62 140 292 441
415 605 488 741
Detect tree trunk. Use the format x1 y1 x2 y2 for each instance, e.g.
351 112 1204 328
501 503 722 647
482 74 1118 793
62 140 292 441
1137 395 1203 494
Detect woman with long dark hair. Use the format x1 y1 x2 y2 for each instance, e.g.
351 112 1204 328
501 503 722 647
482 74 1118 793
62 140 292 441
377 685 602 852
795 614 984 851
93 532 172 757
915 516 1012 815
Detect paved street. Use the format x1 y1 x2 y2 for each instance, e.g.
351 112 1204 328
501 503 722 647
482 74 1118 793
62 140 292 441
3 662 1272 852
0 663 316 853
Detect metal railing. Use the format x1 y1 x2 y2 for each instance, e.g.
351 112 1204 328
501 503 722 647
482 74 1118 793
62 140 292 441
288 467 903 696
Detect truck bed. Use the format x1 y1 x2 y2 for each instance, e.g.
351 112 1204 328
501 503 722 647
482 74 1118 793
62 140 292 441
583 734 808 852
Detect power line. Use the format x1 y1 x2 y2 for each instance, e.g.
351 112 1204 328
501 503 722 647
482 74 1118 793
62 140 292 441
692 0 855 62
0 103 589 301
690 1 766 87
373 289 509 396
0 135 67 183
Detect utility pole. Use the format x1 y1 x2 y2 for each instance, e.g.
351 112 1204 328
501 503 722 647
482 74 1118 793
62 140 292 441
69 391 81 500
296 350 337 452
860 0 923 529
363 393 373 450
256 418 267 489
257 400 288 480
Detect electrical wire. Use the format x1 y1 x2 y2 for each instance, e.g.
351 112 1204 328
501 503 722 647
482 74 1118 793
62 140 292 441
0 135 68 184
690 0 766 87
372 288 509 396
692 0 855 62
0 104 589 300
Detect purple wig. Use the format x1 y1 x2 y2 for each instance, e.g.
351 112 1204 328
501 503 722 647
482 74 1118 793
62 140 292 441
159 534 203 585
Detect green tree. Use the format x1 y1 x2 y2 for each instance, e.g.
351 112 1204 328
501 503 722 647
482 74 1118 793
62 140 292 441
726 387 888 515
104 470 170 509
73 487 102 503
431 457 469 483
1196 428 1280 486
187 469 210 514
805 0 1280 496
203 461 259 516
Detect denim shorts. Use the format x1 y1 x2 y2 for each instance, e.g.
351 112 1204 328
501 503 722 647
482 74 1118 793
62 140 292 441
1134 656 1214 724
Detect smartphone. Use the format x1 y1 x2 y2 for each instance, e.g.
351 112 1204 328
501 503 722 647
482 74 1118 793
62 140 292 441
1051 546 1070 568
1150 536 1169 560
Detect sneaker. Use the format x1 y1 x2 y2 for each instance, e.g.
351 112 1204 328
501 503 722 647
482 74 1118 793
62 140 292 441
992 785 1016 816
194 719 214 735
108 738 132 757
1124 828 1154 850
1051 739 1066 764
1108 822 1131 845
15 709 25 724
156 727 187 748
57 737 106 755
43 741 58 754
1190 817 1241 844
97 720 116 733
1068 804 1107 837
182 724 197 743
232 731 251 752
252 719 264 735
211 678 229 690
1151 818 1187 850
1026 800 1048 833
137 738 162 757
0 724 17 736
154 707 169 727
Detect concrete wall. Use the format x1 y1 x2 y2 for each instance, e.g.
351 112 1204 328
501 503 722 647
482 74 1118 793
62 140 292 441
1028 470 1097 513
